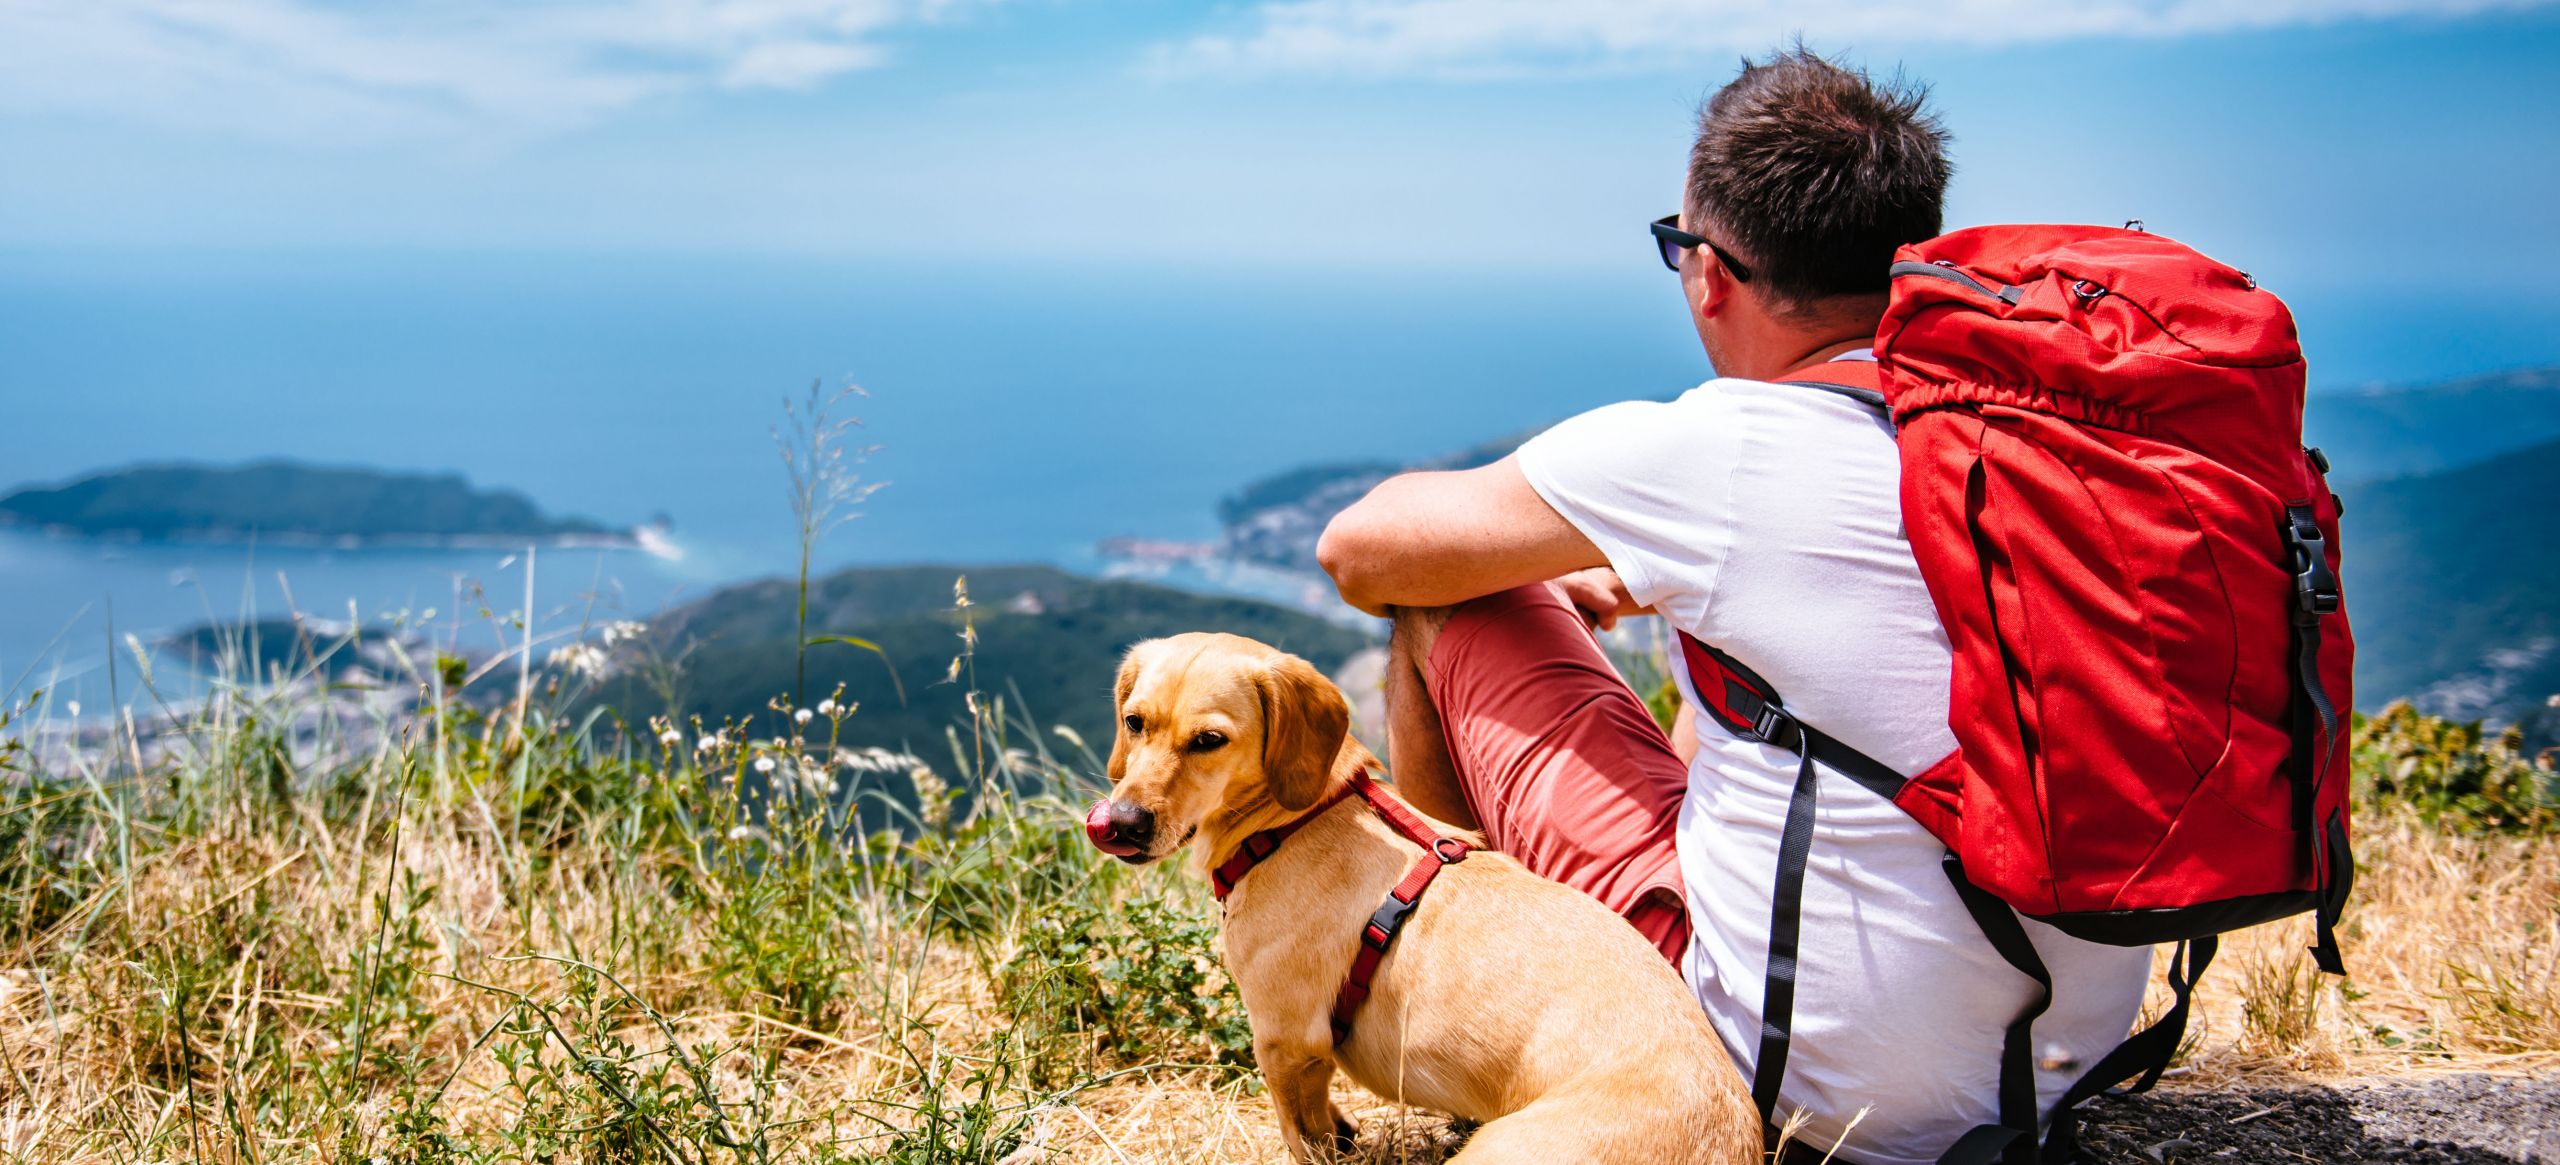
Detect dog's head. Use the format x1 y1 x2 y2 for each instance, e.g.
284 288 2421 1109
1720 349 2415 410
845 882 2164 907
1084 632 1351 864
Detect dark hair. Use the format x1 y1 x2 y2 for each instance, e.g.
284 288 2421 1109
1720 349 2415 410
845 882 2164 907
1686 46 1949 310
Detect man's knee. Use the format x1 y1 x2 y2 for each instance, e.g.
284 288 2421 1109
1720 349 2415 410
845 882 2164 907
1402 583 1556 675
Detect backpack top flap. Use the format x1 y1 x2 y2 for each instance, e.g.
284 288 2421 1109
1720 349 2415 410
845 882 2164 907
1876 224 2316 504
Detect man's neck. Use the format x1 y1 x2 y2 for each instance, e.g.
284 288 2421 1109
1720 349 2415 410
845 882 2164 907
1710 292 1886 381
1773 336 1875 376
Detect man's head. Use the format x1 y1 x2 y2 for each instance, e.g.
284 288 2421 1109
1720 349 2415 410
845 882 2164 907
1672 47 1949 377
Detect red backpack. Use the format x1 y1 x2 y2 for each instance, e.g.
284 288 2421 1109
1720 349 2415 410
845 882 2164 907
1678 224 2353 1165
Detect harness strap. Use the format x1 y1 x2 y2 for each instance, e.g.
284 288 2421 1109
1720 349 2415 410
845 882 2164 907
1331 773 1473 1044
1210 777 1365 901
1206 769 1473 1046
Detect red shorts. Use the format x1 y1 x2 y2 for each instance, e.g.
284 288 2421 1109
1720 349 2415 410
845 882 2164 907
1425 582 1691 962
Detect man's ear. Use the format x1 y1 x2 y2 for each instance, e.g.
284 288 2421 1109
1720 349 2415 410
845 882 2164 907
1686 251 1730 324
1106 642 1150 785
1257 652 1349 811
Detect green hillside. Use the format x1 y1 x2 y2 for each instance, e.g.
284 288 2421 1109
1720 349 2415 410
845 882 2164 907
2345 435 2560 724
587 563 1377 755
0 461 622 543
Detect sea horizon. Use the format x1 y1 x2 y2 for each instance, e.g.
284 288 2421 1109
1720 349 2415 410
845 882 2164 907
8 246 2557 706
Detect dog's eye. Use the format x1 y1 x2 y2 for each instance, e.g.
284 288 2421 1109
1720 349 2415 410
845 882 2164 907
1123 713 1143 735
1186 731 1228 754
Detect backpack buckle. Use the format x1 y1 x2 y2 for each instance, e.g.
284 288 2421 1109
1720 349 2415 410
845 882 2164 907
2284 509 2341 624
1752 703 1803 752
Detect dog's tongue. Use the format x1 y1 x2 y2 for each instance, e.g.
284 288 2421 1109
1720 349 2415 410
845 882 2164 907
1084 802 1142 856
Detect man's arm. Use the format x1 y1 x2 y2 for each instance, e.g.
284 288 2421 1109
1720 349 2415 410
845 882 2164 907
1317 454 1608 617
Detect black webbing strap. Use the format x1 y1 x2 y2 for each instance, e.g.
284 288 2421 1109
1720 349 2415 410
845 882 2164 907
2282 498 2348 975
1938 857 2052 1165
2038 937 2217 1162
1780 378 1889 412
1753 745 1822 1123
1682 633 1911 1133
1689 637 1909 806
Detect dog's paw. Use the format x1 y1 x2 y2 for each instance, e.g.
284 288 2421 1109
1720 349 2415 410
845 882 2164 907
1329 1113 1359 1157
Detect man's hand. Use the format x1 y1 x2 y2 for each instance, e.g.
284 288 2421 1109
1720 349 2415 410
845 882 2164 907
1554 567 1649 630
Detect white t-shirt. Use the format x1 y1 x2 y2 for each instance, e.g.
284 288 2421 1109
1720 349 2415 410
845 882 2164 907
1514 371 2154 1165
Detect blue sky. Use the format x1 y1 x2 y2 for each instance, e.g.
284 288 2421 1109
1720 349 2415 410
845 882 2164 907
4 0 2557 290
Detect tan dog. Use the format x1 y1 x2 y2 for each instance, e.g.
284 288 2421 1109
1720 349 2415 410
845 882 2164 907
1090 632 1759 1165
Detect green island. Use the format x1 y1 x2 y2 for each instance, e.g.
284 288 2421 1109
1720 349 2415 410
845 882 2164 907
0 460 639 547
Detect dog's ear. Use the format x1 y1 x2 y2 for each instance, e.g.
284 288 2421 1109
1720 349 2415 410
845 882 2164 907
1106 641 1150 784
1257 652 1349 811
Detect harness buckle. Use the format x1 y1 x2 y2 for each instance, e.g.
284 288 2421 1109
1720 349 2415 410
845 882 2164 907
1365 894 1419 949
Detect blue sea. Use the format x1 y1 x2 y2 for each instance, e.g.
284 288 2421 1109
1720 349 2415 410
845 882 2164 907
5 247 2555 708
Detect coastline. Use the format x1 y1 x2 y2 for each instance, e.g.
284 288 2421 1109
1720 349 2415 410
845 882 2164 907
0 519 675 557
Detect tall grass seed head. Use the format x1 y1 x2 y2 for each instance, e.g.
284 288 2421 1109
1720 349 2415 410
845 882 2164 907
911 764 951 830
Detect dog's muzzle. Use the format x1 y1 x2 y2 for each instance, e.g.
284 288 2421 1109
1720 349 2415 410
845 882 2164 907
1084 800 1153 859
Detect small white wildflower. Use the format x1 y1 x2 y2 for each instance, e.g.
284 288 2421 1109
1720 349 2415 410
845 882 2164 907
64 700 80 718
659 727 683 747
601 620 646 646
548 641 608 680
697 732 723 754
753 755 777 774
726 824 765 842
797 758 832 796
794 707 813 725
817 699 837 716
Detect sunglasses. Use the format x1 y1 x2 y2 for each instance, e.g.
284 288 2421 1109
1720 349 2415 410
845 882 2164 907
1651 214 1754 283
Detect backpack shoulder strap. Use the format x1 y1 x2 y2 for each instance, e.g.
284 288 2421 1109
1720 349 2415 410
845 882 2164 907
1776 353 1889 413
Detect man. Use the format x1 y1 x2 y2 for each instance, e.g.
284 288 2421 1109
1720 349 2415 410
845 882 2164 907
1316 49 2152 1164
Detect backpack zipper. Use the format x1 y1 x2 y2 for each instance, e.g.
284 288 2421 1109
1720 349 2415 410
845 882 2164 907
1892 259 2023 306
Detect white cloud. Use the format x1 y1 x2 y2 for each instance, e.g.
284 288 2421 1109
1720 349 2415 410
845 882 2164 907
1151 0 2556 78
0 0 971 142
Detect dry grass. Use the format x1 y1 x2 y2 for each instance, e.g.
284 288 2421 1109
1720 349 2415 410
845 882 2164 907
2175 809 2560 1086
0 667 2552 1165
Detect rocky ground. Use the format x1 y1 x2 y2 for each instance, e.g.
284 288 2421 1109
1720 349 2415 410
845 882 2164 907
2075 1073 2555 1164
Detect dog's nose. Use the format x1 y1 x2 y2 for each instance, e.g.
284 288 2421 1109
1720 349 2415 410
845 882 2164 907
1083 800 1156 856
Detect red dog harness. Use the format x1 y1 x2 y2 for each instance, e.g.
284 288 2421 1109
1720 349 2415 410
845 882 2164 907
1209 770 1473 1044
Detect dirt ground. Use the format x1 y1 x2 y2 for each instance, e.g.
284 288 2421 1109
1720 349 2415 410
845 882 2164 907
2074 1073 2557 1164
